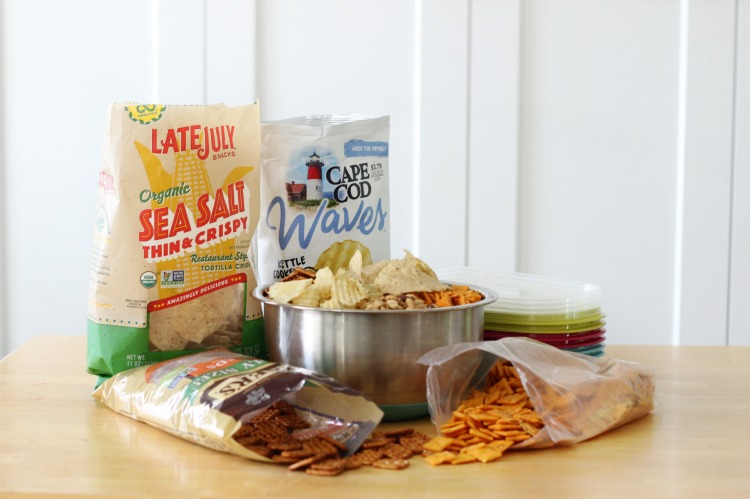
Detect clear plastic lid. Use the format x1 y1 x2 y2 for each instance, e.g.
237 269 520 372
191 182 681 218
483 319 606 334
438 268 603 316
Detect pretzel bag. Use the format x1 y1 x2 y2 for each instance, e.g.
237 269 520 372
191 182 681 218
93 349 383 462
418 337 655 448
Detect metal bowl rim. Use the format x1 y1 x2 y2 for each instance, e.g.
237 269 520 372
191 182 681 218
253 281 499 314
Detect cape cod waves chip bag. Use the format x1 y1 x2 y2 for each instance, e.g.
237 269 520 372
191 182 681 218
258 115 391 284
87 103 266 382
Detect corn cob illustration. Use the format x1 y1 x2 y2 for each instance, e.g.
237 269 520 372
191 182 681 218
134 140 254 299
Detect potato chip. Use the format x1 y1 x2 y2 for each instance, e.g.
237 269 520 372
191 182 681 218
311 267 334 299
348 250 364 278
267 279 313 303
329 269 382 308
330 272 366 308
316 240 372 274
292 286 323 308
320 297 343 309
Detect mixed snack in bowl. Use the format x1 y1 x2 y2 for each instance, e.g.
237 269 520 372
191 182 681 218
255 251 496 418
263 249 485 310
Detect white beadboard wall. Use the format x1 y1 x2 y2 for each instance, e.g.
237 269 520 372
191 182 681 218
730 0 750 345
0 0 747 357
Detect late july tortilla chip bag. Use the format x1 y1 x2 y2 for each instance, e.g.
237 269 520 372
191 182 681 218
87 103 266 383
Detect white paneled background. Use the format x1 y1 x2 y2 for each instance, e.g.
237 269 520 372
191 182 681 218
1 0 748 357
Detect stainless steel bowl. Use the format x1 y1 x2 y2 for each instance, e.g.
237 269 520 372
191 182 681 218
253 283 498 421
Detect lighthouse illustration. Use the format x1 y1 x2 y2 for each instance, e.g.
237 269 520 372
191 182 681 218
306 152 323 200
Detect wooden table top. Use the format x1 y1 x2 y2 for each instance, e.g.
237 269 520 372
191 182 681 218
1 336 749 498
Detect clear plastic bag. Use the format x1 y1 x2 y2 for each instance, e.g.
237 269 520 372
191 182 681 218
418 337 655 448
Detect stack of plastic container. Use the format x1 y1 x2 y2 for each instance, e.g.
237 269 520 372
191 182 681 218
437 268 606 357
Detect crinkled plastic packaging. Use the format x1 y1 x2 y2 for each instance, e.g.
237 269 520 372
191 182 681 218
418 337 654 448
93 349 384 461
258 114 390 284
